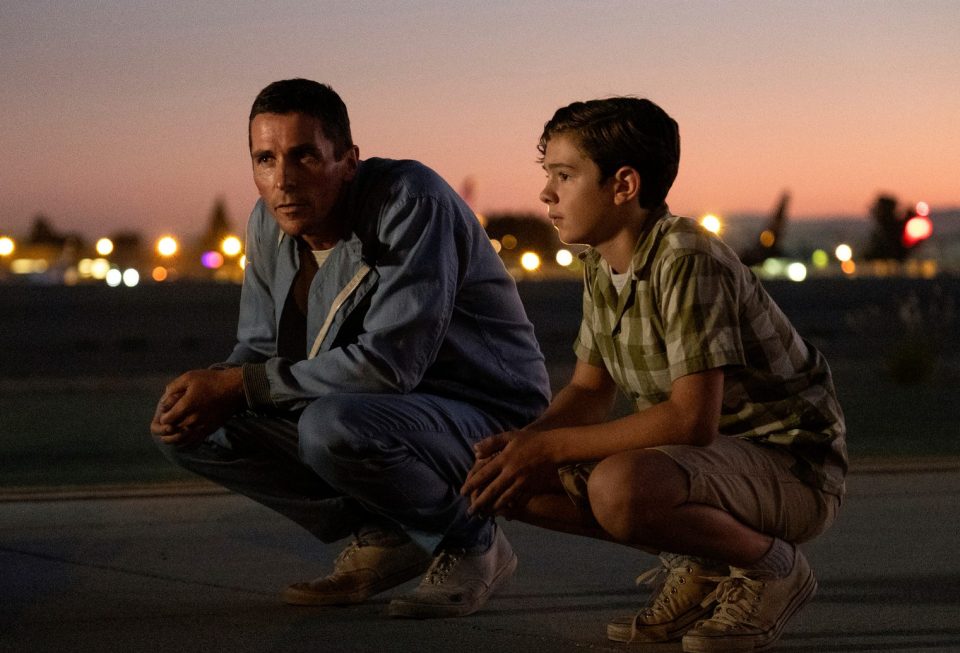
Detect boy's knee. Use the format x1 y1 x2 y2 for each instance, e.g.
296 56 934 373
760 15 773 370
587 451 687 541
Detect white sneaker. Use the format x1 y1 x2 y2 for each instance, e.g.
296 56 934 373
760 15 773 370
387 526 517 618
607 554 725 643
682 548 817 652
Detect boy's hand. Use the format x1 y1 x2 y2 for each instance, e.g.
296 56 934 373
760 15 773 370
461 430 556 517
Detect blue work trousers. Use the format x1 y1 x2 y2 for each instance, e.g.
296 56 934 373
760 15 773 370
158 392 514 553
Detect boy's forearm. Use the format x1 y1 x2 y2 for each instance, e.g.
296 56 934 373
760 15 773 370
525 382 615 432
533 369 724 464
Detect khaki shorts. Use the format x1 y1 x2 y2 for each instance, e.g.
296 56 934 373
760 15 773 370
558 435 840 543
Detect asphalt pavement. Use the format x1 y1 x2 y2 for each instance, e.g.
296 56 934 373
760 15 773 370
3 463 960 653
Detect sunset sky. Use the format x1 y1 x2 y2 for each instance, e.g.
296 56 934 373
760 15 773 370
2 1 958 242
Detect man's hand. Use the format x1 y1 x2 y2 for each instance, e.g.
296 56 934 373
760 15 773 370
150 368 246 446
461 429 557 518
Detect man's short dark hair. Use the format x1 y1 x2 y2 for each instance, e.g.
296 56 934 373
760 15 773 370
249 79 354 157
538 97 680 210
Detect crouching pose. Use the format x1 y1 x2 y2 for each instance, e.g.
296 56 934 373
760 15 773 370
152 78 550 618
463 97 846 651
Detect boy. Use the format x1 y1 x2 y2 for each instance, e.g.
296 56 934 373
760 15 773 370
462 97 846 651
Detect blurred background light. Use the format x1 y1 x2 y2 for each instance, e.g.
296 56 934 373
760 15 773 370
156 236 178 257
520 251 541 271
220 235 242 257
555 249 574 267
95 238 114 256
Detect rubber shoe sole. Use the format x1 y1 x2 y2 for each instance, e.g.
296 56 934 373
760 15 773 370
281 559 430 606
607 599 716 643
387 551 518 619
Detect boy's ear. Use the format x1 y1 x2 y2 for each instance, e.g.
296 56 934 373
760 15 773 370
612 166 641 205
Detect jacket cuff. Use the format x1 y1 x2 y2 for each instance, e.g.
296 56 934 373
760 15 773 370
241 363 272 408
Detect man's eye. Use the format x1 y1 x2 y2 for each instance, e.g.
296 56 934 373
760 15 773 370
558 173 570 181
256 155 273 165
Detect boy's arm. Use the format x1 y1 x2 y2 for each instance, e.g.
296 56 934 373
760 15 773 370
524 359 620 431
462 365 724 515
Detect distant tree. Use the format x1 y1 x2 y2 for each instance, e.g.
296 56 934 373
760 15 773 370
863 195 907 261
198 197 233 252
27 214 66 246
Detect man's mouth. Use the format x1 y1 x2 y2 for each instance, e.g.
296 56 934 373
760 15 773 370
276 202 308 211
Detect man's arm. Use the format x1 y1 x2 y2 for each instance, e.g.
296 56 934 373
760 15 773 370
243 186 471 409
462 363 724 515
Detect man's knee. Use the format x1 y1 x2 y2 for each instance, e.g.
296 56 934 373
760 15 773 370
297 394 377 472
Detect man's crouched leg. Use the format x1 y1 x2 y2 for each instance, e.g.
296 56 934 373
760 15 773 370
294 392 517 616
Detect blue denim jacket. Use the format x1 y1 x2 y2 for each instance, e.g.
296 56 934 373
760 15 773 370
228 158 550 424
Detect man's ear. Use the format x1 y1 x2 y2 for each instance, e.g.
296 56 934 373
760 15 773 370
612 166 641 205
342 144 360 180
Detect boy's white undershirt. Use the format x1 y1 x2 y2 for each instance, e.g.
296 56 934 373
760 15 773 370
603 259 633 295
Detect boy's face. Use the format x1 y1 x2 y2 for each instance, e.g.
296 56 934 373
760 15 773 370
539 133 618 246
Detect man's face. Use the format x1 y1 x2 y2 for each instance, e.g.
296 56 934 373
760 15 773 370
250 112 358 249
539 133 618 246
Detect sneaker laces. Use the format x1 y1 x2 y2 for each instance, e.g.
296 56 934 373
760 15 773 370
700 572 766 629
633 555 699 616
332 538 365 572
424 549 465 585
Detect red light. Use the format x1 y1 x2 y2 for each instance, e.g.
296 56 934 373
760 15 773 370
903 216 933 247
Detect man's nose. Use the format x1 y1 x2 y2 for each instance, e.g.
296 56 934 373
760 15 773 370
275 160 297 189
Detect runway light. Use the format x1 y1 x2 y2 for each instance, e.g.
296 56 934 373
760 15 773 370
221 235 242 257
90 258 110 279
201 251 224 269
759 230 776 248
916 201 929 217
700 214 722 235
811 249 829 268
122 268 140 287
96 238 114 256
520 251 541 271
152 266 168 282
786 262 808 282
555 249 574 267
835 244 853 262
157 236 178 257
841 259 856 275
903 216 933 248
502 234 518 250
105 268 122 287
0 236 15 256
761 258 785 277
11 259 48 274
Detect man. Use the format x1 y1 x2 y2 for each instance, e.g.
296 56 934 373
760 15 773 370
462 97 846 651
152 78 550 619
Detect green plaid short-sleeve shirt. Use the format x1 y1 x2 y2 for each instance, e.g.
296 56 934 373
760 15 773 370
575 211 847 496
